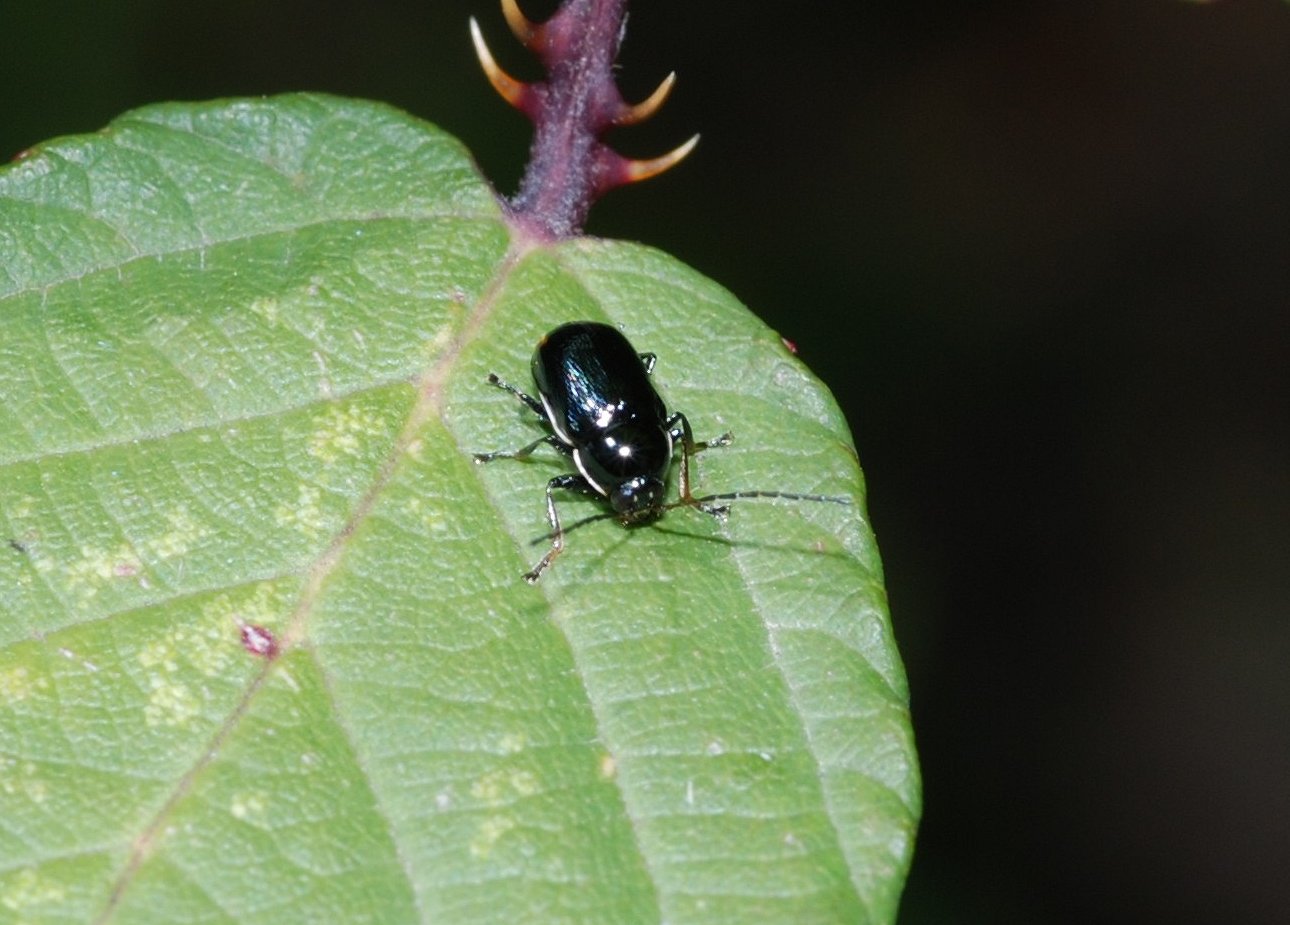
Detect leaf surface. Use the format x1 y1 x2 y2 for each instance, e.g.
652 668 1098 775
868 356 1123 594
0 94 918 924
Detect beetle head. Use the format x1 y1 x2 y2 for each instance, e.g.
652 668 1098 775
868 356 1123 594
610 476 665 521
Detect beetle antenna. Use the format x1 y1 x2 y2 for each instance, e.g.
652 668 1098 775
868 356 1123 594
690 490 852 508
529 490 852 545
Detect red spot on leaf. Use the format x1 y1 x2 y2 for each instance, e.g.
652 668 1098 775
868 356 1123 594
780 336 799 355
239 624 280 659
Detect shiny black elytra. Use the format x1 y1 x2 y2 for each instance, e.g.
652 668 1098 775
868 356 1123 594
474 321 849 582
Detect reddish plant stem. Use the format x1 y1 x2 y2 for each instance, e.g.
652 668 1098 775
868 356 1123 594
471 0 693 239
507 0 628 239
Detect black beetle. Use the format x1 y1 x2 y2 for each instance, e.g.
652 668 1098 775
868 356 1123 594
475 321 848 582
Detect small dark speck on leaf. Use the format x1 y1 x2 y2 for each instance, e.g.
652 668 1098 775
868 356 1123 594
7 539 28 555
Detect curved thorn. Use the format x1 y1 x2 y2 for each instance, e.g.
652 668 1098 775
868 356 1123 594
501 0 538 44
616 72 676 126
470 17 528 110
623 133 700 184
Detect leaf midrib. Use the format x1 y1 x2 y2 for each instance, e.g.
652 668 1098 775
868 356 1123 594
89 232 528 923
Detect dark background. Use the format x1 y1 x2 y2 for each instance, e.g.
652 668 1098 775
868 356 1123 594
4 1 1287 922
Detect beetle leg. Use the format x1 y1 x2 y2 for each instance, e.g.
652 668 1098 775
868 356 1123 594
638 352 657 374
525 474 596 582
473 434 564 464
486 372 547 421
666 412 734 506
477 371 569 463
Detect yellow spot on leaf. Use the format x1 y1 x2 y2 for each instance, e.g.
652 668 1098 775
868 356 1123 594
0 666 49 702
230 790 268 823
469 816 517 859
0 758 49 804
249 296 279 325
144 676 199 727
599 753 617 780
509 769 538 798
470 767 540 806
470 770 504 804
0 866 66 914
57 543 144 600
143 505 211 560
274 484 328 537
137 601 243 726
307 403 386 464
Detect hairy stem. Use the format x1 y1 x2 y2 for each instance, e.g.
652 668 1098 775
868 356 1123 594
471 0 695 239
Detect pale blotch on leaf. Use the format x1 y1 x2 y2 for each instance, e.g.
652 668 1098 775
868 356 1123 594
47 542 145 602
142 505 212 561
230 790 269 825
469 816 518 859
0 665 50 703
217 582 288 636
138 610 232 679
469 770 507 804
143 676 200 728
0 757 49 804
8 494 37 519
137 608 237 727
137 639 179 674
0 866 67 916
249 296 280 326
470 767 540 805
402 494 443 533
273 484 329 538
511 770 539 798
464 769 538 862
306 402 387 465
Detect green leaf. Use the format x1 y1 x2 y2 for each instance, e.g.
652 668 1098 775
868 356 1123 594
0 94 919 924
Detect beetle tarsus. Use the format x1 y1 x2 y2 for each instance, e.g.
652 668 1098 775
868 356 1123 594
696 431 734 451
524 472 596 582
486 371 547 419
